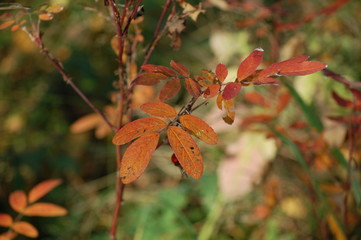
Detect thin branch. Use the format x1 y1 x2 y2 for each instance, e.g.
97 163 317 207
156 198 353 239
153 0 173 39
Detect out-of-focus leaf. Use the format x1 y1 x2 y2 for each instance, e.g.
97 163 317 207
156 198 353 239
140 102 177 118
275 92 292 114
0 20 15 30
45 4 64 13
222 82 242 100
132 73 168 86
167 126 203 179
280 197 307 219
0 213 13 227
279 61 327 76
326 214 347 240
159 78 181 102
281 79 323 132
120 132 159 184
244 92 269 108
185 78 201 97
38 13 54 21
70 113 101 133
218 132 276 202
331 91 353 108
170 60 190 77
237 48 263 81
9 190 27 213
112 118 167 145
215 64 228 82
12 221 38 238
258 56 309 79
241 114 274 127
180 115 218 145
28 179 62 203
24 203 67 216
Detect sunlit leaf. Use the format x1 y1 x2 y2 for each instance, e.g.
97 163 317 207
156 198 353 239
120 132 160 184
45 4 64 14
167 126 203 179
180 115 218 145
216 93 223 110
237 48 264 81
258 56 310 79
222 82 242 100
12 222 38 238
23 203 67 216
140 102 177 118
159 78 181 102
9 190 27 213
0 213 13 227
112 118 166 145
215 64 228 82
28 179 62 203
132 73 168 86
203 84 220 98
170 60 190 77
185 78 201 97
0 20 15 30
141 64 176 77
279 61 327 76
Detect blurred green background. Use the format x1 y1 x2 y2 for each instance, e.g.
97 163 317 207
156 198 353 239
1 0 361 239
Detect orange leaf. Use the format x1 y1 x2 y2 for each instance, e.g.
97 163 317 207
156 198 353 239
223 111 235 125
244 92 269 108
0 213 13 227
196 70 217 86
279 61 327 76
10 24 20 32
170 60 190 77
215 64 228 82
204 84 220 98
9 191 27 213
141 64 176 77
216 93 223 110
28 179 62 203
120 132 160 184
23 203 67 216
185 78 201 97
0 20 15 30
180 115 218 145
0 233 12 240
159 78 181 102
222 82 242 100
237 48 264 81
276 92 292 114
39 13 54 21
258 56 309 79
167 126 203 179
112 118 166 145
11 222 38 238
140 102 177 118
70 113 102 133
241 114 274 127
133 73 168 86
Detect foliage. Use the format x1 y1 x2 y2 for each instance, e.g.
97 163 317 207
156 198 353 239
1 0 360 239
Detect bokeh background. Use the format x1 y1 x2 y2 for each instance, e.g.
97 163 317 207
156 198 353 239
1 0 360 239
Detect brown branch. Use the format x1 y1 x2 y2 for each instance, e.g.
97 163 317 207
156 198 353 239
24 29 116 132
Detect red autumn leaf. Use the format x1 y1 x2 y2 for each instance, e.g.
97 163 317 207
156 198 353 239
9 191 27 213
289 121 308 129
222 82 242 100
332 91 353 108
328 115 361 123
167 126 203 179
0 213 13 227
28 179 62 203
257 56 310 79
120 132 160 184
215 64 228 82
159 78 181 102
0 20 15 30
140 102 177 118
241 114 274 127
196 70 217 86
350 88 361 103
141 64 176 77
244 92 269 108
23 203 67 217
204 84 220 98
253 77 279 85
132 73 168 86
276 92 292 114
170 60 190 77
11 221 38 238
237 48 264 81
185 78 201 97
279 61 327 76
112 118 167 145
180 115 218 145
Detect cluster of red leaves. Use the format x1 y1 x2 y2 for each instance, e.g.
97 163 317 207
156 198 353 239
113 49 326 184
0 179 67 239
